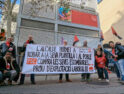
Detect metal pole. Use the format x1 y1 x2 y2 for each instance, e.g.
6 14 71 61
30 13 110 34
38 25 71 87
15 0 24 65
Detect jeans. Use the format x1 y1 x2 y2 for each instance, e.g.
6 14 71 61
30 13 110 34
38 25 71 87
118 59 124 81
20 74 35 84
3 70 17 81
97 68 104 79
59 74 69 80
0 71 2 82
20 54 35 84
114 63 120 78
98 68 109 79
110 59 120 78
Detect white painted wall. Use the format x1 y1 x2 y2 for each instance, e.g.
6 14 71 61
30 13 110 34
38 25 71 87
71 0 97 10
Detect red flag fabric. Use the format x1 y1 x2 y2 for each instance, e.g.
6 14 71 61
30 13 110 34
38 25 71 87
73 35 79 46
111 27 122 40
106 68 112 74
74 35 79 42
111 27 117 36
100 32 104 42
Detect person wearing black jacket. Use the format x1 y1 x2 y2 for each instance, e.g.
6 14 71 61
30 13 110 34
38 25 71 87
0 37 16 58
0 71 3 85
109 41 121 80
19 35 36 85
115 42 124 82
0 51 20 85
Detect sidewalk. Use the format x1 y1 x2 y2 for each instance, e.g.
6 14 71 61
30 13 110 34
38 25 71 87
0 73 123 94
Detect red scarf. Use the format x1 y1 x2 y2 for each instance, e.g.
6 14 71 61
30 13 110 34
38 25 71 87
26 40 30 44
6 41 10 47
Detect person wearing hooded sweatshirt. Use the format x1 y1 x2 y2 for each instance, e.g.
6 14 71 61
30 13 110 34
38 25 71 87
115 42 124 82
19 35 36 85
95 49 109 82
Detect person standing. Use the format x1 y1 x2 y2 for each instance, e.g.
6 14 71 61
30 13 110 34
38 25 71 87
59 40 72 83
0 37 16 58
115 42 124 82
109 41 120 80
95 49 109 82
95 44 105 80
19 35 36 85
81 40 91 82
0 71 3 85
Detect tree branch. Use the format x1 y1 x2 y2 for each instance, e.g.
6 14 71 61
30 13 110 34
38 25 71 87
0 0 7 6
11 0 17 10
0 0 5 4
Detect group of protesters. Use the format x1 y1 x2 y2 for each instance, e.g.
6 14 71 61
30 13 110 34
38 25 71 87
0 35 124 86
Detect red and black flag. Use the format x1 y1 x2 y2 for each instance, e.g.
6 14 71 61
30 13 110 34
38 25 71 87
111 27 122 40
73 35 79 46
100 31 104 42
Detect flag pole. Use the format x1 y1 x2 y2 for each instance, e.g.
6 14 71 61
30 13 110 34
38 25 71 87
113 33 116 43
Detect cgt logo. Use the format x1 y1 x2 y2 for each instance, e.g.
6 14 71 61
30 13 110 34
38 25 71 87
27 58 37 65
89 64 94 71
88 49 91 52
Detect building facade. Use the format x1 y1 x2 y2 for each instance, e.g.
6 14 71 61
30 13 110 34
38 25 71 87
98 0 124 44
15 0 100 48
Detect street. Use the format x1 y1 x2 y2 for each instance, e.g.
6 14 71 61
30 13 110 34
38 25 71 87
0 73 124 94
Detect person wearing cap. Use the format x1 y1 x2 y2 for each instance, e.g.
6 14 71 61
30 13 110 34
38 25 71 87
0 37 16 58
19 35 36 85
0 51 20 85
59 40 72 83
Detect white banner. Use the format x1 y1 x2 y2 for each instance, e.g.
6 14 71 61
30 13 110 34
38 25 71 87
22 45 95 74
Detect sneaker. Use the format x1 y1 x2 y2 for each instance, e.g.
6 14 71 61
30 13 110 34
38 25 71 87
98 79 102 81
58 80 63 83
106 79 109 82
86 78 91 82
0 81 6 86
66 79 72 82
18 82 24 85
81 78 86 82
8 81 12 85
